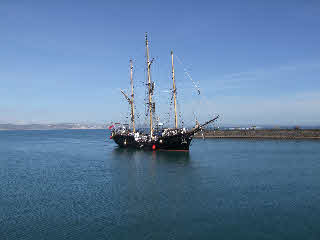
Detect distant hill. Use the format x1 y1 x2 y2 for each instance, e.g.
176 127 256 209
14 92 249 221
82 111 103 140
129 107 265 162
0 123 107 130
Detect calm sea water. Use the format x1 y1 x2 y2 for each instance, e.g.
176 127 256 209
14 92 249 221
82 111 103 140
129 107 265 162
1 130 320 240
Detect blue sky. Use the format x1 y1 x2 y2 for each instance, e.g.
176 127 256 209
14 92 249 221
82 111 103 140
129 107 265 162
1 0 319 126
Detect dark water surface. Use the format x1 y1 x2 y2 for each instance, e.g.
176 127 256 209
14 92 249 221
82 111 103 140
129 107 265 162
1 130 320 240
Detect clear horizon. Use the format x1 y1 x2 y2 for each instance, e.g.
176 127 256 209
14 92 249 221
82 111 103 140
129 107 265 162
2 122 320 128
1 1 320 126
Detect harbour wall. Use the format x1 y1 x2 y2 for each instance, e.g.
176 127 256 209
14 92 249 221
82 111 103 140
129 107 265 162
194 129 320 139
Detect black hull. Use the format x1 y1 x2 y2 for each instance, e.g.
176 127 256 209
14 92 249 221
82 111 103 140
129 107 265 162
112 133 193 151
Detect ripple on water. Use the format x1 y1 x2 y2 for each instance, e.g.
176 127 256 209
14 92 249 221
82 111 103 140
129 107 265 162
0 130 320 239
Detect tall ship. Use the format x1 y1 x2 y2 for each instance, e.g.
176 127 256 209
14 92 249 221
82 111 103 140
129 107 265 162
109 33 219 151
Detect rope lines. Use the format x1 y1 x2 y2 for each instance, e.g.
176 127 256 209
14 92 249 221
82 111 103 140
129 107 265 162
175 54 201 95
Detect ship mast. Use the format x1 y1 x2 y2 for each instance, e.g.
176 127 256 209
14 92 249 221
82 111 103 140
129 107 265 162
120 60 135 133
130 60 135 133
145 33 154 138
171 51 178 129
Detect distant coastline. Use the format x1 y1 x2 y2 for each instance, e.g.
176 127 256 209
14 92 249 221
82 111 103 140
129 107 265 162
194 129 320 140
2 124 320 140
0 123 106 131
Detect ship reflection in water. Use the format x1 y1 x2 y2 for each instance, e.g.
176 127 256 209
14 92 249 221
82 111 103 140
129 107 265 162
112 147 190 164
111 147 190 180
